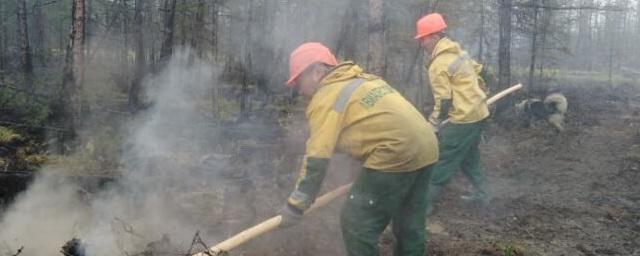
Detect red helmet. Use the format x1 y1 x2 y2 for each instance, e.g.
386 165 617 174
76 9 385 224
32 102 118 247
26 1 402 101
415 13 447 40
286 42 337 87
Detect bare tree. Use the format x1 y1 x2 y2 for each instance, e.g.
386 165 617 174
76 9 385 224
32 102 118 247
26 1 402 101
367 0 385 76
33 0 47 65
120 0 129 64
527 0 540 90
0 1 6 80
240 0 255 121
160 0 177 62
129 0 145 111
192 0 206 57
605 0 619 87
498 0 512 91
57 0 86 145
334 0 359 59
210 0 219 60
636 0 640 68
16 0 34 94
536 0 552 84
493 0 514 116
179 0 188 47
477 0 486 63
65 0 86 136
72 0 86 99
576 0 594 70
210 0 220 119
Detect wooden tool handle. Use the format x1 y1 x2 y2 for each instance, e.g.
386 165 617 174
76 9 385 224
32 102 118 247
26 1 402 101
485 83 523 105
440 83 522 126
193 183 353 256
194 84 524 255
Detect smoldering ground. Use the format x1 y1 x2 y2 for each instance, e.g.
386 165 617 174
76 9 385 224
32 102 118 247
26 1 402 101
0 2 376 254
0 50 232 256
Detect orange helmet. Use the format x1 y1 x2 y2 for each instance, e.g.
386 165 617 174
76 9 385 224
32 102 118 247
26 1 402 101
415 13 447 40
286 42 337 87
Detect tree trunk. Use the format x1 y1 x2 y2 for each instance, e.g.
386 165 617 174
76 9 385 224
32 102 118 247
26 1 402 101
240 0 254 121
636 0 640 68
495 0 512 116
334 0 358 58
71 0 86 129
603 0 626 87
210 0 219 60
537 0 551 84
527 0 539 91
402 1 435 111
121 0 129 65
477 0 485 63
367 0 385 76
85 0 92 60
606 7 616 88
60 0 86 146
180 0 188 47
498 0 512 90
0 1 6 79
160 0 177 62
576 0 594 70
210 0 219 119
129 0 145 112
192 0 206 57
16 0 34 94
73 0 86 101
33 0 47 65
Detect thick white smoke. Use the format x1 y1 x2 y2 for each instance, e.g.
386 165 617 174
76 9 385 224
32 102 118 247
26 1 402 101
0 49 225 256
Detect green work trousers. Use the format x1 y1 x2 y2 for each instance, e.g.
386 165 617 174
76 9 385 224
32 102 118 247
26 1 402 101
340 164 433 256
430 120 486 195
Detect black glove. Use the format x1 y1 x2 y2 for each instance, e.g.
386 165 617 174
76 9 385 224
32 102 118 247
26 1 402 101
278 203 304 228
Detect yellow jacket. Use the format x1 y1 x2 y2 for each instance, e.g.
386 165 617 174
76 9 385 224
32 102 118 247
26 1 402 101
288 62 439 210
426 37 489 124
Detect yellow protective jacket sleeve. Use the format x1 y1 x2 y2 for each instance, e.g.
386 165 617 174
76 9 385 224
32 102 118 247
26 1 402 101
288 62 439 211
426 37 490 124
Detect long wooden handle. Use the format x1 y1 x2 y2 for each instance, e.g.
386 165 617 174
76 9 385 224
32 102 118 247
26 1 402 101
440 83 523 126
194 84 523 256
193 183 353 256
485 83 523 105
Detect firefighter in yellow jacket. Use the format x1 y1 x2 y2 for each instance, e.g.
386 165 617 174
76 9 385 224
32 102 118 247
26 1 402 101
415 13 490 214
279 42 439 255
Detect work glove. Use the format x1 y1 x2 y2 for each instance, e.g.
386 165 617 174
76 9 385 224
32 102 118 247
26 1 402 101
432 123 441 134
429 119 442 134
278 203 304 228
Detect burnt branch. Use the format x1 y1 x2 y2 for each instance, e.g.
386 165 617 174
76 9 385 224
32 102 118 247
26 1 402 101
10 246 24 256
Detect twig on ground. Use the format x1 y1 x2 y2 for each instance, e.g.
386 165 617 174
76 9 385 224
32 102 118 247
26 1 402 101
11 246 24 256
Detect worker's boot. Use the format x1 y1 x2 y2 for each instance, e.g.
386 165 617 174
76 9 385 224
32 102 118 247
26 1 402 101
425 184 443 216
460 186 489 206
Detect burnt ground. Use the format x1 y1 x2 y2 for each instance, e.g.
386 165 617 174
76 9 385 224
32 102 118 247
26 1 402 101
1 82 639 256
234 82 640 256
420 82 640 256
420 82 640 255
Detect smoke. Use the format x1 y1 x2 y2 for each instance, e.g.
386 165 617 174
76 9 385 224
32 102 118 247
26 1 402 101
0 49 227 256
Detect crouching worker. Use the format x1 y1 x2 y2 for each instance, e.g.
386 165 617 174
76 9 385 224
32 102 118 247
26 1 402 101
279 42 439 256
415 13 491 214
